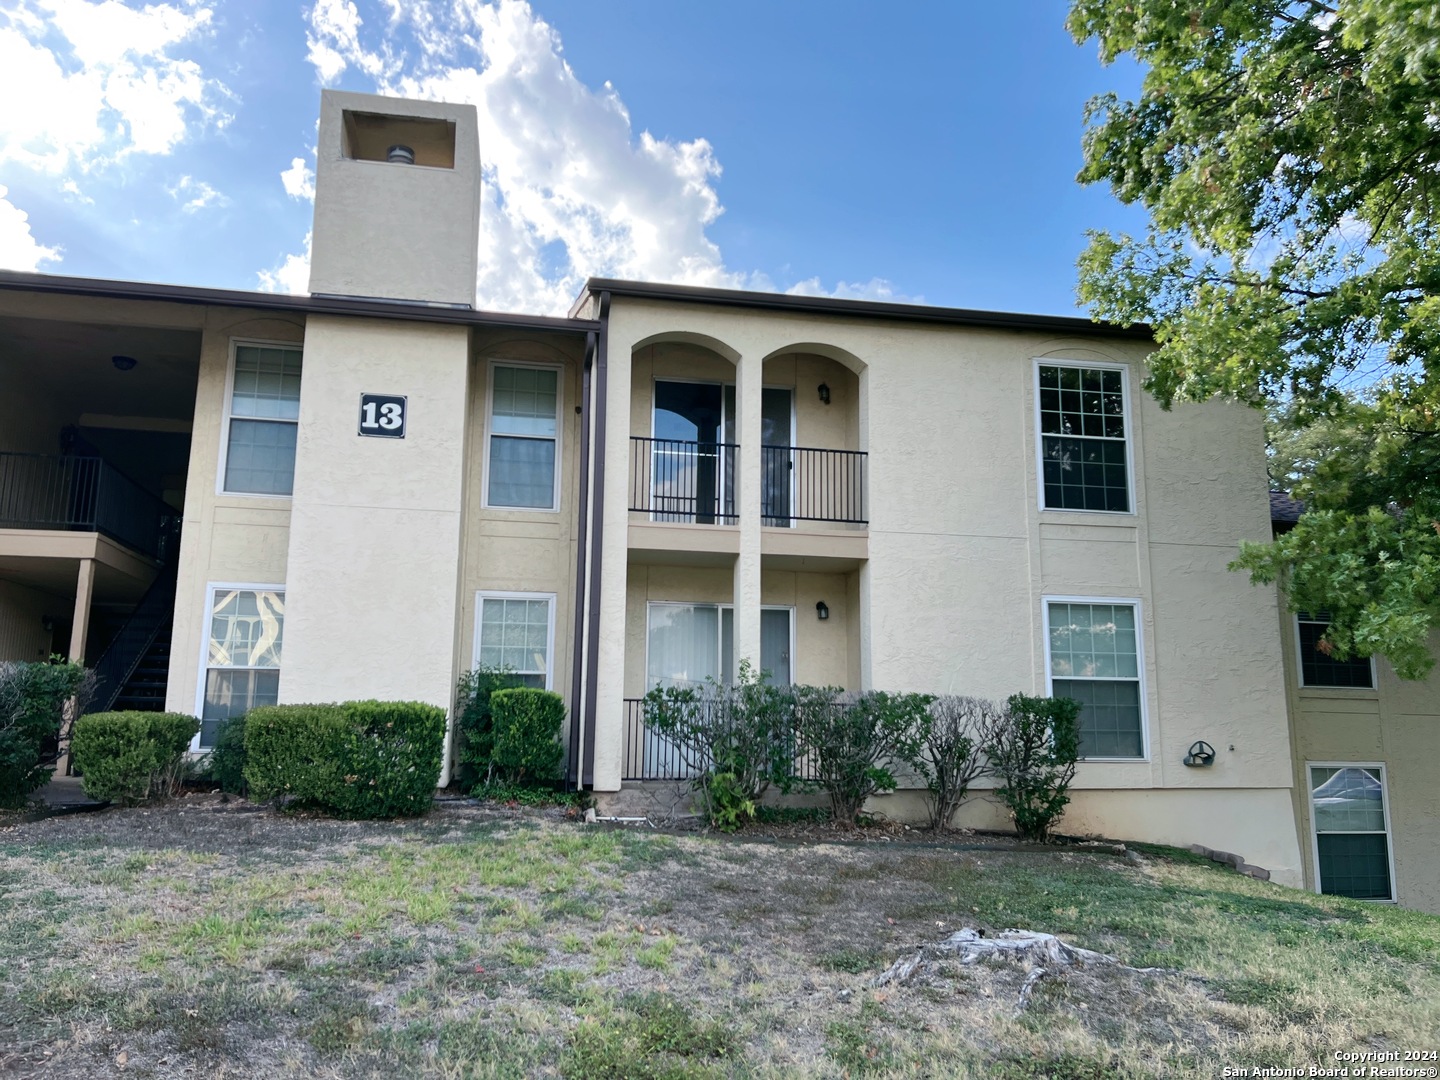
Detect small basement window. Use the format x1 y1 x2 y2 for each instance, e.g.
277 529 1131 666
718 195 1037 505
341 110 456 169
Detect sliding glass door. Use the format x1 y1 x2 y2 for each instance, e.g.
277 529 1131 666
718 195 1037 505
761 387 794 526
644 603 793 775
651 381 735 523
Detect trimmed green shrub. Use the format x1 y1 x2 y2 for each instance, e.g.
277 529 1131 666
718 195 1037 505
489 688 565 784
792 687 934 825
988 693 1081 841
331 700 447 818
70 711 200 805
243 704 347 807
453 666 525 792
243 700 445 819
0 659 90 808
209 716 248 795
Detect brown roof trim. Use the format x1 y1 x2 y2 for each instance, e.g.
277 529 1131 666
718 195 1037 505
578 277 1152 339
0 270 599 334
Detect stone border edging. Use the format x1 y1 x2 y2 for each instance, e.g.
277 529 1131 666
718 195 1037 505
1189 843 1271 881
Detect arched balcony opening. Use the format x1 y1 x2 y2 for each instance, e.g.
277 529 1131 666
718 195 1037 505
628 336 740 527
759 348 866 529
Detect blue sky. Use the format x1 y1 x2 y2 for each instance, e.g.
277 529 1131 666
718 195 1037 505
0 0 1146 317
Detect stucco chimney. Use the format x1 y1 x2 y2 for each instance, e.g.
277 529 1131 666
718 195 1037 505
307 89 480 308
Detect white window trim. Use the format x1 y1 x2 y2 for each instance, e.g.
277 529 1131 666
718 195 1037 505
216 338 303 499
473 590 557 690
192 581 285 752
1294 613 1378 691
1305 760 1398 904
643 601 796 686
481 359 563 513
1041 594 1149 762
1032 358 1137 517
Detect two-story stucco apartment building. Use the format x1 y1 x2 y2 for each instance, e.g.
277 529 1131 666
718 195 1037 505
1 91 1434 910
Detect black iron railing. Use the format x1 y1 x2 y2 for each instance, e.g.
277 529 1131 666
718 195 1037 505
88 561 178 714
629 437 738 525
0 452 175 559
759 445 867 526
622 696 821 783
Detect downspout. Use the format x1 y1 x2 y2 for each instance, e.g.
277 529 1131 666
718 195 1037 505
582 291 611 787
567 329 596 788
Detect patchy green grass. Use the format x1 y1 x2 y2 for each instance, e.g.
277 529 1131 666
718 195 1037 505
0 798 1436 1078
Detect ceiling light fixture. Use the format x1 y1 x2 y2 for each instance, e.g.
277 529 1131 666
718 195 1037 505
111 355 137 371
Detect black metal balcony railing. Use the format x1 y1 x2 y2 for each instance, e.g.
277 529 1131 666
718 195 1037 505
760 445 867 526
0 452 176 560
622 697 822 783
629 437 739 525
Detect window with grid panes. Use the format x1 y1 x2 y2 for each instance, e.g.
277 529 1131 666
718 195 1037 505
1310 766 1393 900
1038 364 1129 512
224 344 302 495
487 365 559 509
1297 613 1375 688
475 594 553 688
1047 601 1143 758
200 588 284 748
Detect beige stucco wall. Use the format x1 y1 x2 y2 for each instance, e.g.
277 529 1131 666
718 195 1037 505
280 315 469 745
0 580 57 662
1283 617 1440 913
594 296 1302 877
309 90 481 308
165 310 304 718
458 332 587 730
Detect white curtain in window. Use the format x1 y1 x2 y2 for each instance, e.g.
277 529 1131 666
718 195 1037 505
647 604 721 689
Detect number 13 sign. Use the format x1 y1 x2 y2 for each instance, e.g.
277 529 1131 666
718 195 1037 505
358 393 407 439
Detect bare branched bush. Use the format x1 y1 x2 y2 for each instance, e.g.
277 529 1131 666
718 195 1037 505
920 696 1005 830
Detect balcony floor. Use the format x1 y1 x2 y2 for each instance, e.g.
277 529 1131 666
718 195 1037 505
0 528 160 604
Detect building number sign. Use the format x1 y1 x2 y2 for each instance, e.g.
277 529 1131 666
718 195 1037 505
358 393 407 439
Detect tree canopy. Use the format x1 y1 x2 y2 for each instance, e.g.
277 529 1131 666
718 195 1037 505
1069 0 1440 677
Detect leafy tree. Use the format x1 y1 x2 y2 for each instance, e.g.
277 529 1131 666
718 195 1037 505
1070 0 1440 676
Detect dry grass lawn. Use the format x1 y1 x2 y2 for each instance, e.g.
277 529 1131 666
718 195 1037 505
1 796 1437 1078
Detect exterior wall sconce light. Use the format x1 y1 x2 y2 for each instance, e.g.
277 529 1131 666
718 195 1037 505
1183 740 1216 767
387 144 415 164
818 383 831 405
111 355 137 371
816 601 829 620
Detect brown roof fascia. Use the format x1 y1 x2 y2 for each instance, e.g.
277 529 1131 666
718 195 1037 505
576 277 1153 340
0 270 600 334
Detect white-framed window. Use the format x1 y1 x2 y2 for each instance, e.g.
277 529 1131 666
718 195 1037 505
1043 597 1146 759
220 341 303 496
1295 612 1376 689
644 602 794 688
1308 763 1396 902
473 591 556 689
194 584 285 750
1035 360 1133 514
483 361 561 511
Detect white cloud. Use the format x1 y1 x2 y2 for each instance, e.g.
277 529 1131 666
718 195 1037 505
61 178 94 205
167 174 228 213
295 0 896 314
786 277 919 304
259 230 311 294
0 185 61 271
280 156 316 201
0 0 223 176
